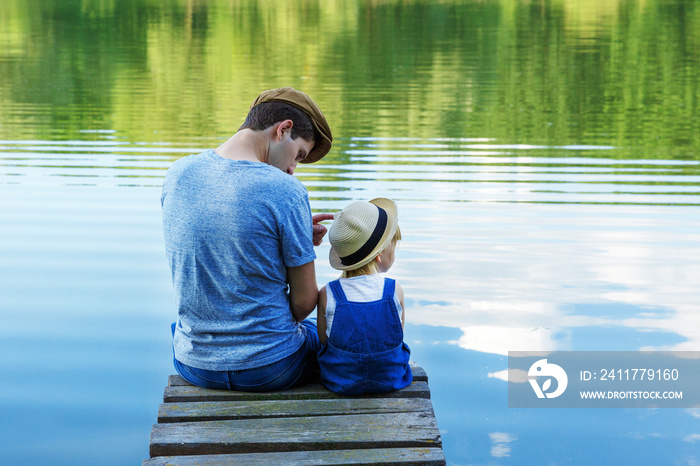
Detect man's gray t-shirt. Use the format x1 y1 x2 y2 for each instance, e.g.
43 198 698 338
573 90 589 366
161 149 316 371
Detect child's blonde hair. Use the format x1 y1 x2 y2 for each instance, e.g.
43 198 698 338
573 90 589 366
342 226 402 278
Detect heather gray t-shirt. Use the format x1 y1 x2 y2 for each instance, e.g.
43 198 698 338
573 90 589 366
161 150 316 371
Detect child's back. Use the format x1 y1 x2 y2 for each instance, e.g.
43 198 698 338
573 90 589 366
317 199 412 395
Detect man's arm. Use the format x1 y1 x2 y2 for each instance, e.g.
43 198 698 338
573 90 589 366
287 261 318 322
317 286 328 344
286 212 331 321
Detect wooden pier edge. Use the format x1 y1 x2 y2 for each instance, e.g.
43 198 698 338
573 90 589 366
145 365 445 465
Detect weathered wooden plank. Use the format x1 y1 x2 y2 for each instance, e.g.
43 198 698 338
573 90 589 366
163 380 430 403
158 397 435 423
167 366 428 387
149 412 442 457
143 447 445 465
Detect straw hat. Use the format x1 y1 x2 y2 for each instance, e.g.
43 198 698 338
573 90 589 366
250 87 332 164
329 198 399 271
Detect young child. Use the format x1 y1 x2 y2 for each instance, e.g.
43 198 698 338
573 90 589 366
317 198 412 395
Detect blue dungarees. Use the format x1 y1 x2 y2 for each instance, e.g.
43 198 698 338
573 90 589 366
318 278 412 395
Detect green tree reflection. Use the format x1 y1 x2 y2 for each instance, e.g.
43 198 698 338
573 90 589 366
0 0 697 160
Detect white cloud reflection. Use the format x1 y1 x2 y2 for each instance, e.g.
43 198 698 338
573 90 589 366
487 368 528 383
489 432 517 458
457 325 560 356
390 202 700 356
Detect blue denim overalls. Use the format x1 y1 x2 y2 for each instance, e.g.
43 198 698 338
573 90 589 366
318 277 413 395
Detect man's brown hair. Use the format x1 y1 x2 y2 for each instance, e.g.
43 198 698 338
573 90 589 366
239 101 316 143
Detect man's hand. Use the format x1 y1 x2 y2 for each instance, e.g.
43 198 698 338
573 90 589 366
312 213 334 246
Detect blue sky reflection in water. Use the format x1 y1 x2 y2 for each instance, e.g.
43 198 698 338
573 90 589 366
1 0 700 464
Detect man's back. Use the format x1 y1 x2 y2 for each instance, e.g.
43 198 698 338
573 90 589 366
161 149 316 371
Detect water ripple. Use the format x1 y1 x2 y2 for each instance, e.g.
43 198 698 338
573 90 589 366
2 138 698 206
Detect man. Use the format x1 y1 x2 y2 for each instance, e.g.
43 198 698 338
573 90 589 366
161 87 333 391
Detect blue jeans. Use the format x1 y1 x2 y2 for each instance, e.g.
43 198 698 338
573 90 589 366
171 320 321 392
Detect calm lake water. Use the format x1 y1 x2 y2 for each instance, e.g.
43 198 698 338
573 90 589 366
1 0 699 464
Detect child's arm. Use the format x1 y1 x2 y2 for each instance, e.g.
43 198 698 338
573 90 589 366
317 285 328 344
396 282 406 330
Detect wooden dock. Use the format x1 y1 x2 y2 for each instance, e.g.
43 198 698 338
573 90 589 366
144 366 445 465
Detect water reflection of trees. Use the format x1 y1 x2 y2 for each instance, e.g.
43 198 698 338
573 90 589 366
0 0 697 159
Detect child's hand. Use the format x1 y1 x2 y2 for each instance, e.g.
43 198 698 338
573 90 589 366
312 213 334 246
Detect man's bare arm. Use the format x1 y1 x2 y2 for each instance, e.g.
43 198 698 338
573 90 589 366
287 261 318 322
316 286 328 344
